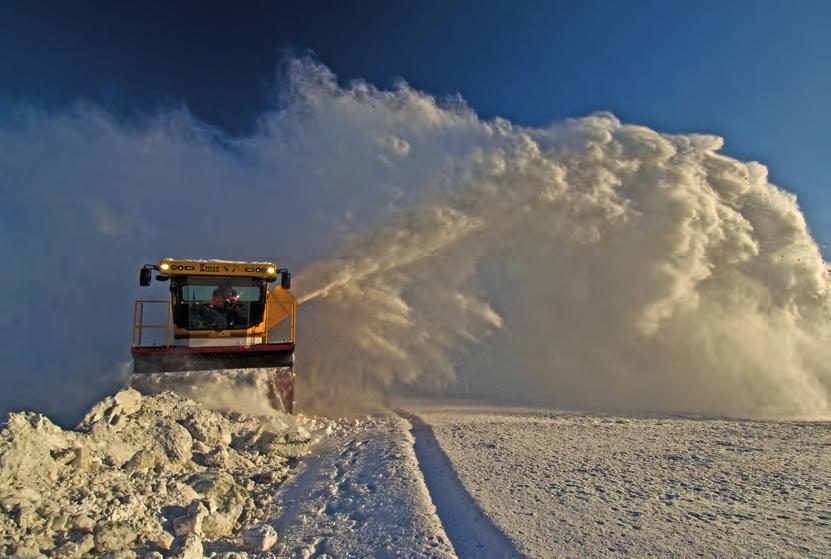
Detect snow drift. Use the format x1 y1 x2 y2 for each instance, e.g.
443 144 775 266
0 388 322 557
2 59 829 421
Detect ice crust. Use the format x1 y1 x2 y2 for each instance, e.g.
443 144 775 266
0 388 325 558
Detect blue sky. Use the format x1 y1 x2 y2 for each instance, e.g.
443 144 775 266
3 0 830 247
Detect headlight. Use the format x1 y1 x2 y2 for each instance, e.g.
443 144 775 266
267 267 276 274
160 263 171 271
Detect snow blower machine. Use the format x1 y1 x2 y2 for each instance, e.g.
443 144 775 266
130 258 298 413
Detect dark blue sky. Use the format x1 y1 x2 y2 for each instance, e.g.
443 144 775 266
4 0 831 248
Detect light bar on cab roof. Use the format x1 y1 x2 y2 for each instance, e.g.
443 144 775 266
157 259 280 278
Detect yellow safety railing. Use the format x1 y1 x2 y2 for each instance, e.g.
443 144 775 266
131 300 172 348
132 298 296 348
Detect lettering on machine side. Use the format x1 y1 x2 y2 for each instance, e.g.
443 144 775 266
199 263 220 273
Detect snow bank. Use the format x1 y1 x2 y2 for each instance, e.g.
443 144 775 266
0 388 326 558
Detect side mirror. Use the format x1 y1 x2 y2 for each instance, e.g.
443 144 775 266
281 270 291 290
139 268 152 287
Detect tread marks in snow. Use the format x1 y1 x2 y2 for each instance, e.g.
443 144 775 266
400 411 524 559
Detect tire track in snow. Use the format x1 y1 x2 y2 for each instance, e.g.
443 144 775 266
399 411 524 559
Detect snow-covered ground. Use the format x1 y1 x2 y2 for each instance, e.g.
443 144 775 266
273 415 454 558
2 391 828 558
266 403 829 558
407 404 831 558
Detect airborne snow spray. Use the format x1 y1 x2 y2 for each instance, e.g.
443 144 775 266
2 59 830 422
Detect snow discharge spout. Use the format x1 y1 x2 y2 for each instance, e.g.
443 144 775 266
2 59 830 421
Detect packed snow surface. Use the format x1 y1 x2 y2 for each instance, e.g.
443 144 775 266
409 404 831 558
272 415 455 558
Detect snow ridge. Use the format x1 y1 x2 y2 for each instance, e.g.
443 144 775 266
401 411 523 559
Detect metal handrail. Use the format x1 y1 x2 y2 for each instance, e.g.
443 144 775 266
132 300 172 348
132 298 295 348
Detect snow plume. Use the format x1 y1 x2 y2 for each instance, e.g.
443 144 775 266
2 59 829 422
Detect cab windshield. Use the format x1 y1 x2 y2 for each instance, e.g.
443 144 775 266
172 276 266 331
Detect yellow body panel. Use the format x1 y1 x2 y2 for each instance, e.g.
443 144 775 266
173 324 264 339
265 287 297 332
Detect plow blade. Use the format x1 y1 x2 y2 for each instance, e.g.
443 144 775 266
131 343 295 374
131 343 296 413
